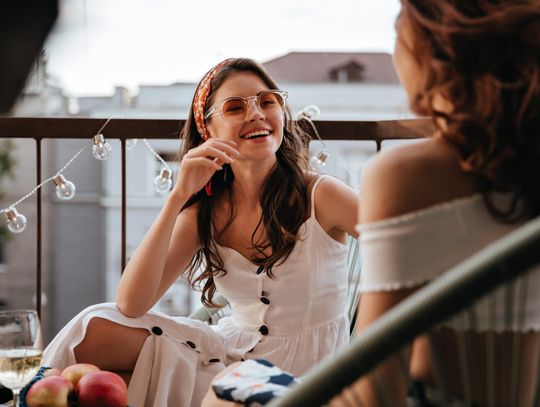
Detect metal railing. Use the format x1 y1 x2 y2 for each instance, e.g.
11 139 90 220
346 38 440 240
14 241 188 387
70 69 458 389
0 117 433 317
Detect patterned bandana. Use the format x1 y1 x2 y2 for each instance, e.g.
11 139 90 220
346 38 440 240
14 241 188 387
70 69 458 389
193 58 234 140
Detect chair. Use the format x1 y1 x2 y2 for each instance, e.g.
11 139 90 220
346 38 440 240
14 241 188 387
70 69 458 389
190 237 362 336
268 215 540 407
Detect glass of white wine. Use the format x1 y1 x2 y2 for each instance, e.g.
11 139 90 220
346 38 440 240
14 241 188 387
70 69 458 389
0 310 42 407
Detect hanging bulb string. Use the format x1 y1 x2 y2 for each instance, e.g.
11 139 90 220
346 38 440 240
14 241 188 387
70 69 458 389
0 110 365 232
143 139 171 171
0 111 359 214
0 141 86 213
0 175 56 214
0 117 118 214
0 127 171 214
299 111 359 189
0 143 86 213
301 115 328 152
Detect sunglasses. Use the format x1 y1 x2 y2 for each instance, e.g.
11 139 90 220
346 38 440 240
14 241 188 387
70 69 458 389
204 90 288 124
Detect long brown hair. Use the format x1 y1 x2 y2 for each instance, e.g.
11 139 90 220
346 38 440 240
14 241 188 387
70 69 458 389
179 58 311 306
400 0 540 221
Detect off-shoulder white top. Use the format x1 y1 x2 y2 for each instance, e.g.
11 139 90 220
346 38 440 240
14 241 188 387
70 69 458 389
356 194 540 332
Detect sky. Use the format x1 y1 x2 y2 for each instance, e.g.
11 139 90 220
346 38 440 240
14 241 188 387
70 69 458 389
44 0 401 96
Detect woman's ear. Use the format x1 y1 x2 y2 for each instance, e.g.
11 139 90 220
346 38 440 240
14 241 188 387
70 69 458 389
205 119 215 140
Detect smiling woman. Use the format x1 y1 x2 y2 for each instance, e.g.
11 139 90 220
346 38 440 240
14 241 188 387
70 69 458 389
41 58 359 407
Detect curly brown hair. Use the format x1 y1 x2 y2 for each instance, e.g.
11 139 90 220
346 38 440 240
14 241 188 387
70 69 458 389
179 58 312 307
400 0 540 221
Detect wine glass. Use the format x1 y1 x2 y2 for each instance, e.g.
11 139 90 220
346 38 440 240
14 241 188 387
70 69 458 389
0 310 42 407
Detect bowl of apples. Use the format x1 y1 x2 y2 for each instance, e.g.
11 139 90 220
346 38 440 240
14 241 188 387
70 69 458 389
23 363 128 407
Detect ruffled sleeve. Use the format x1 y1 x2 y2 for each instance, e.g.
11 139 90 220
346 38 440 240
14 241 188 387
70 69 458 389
357 197 481 292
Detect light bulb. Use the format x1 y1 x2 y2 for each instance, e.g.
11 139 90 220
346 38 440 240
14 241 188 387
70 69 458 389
5 207 27 233
298 105 321 120
310 151 329 172
92 134 112 161
126 139 138 150
154 168 172 194
54 174 76 200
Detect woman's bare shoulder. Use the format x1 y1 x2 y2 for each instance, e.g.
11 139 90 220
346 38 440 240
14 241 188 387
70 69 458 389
311 173 359 237
361 137 478 223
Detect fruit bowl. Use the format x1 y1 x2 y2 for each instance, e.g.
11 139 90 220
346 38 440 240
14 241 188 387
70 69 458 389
21 365 128 407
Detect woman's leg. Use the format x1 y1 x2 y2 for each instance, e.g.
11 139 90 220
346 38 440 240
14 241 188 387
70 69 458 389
73 317 149 385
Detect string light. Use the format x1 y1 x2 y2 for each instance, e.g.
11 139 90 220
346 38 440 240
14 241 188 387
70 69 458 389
298 104 321 121
91 133 112 161
298 105 358 187
1 110 360 234
0 117 179 234
298 105 329 173
5 207 27 233
154 168 173 194
310 151 329 172
90 117 117 161
53 174 76 200
126 139 138 150
143 138 174 195
0 118 113 234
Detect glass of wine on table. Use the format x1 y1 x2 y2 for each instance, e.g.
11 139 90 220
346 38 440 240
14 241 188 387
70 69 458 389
0 310 42 406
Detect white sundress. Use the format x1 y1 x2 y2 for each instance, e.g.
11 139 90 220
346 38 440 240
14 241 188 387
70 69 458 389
42 175 351 407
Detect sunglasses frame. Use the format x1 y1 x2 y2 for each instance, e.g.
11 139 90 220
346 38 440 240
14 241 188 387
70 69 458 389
204 90 288 121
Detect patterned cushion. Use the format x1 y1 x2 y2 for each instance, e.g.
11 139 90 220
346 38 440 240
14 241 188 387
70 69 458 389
212 359 298 406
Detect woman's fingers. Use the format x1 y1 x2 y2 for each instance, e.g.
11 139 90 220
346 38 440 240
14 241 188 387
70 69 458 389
188 148 231 167
189 157 223 171
212 140 240 158
197 139 240 158
175 139 239 195
214 139 240 156
187 145 237 164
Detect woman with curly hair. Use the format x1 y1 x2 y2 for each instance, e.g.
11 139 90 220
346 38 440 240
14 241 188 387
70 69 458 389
42 58 358 406
341 0 540 405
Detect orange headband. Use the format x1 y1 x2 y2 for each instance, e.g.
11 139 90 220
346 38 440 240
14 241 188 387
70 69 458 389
193 58 234 140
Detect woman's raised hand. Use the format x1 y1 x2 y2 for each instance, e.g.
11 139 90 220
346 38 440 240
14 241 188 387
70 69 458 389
173 139 239 198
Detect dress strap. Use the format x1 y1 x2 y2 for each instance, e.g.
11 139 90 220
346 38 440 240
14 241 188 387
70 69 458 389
310 175 327 218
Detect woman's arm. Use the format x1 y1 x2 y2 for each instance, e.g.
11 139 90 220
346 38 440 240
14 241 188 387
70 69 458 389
313 176 359 239
115 139 239 317
115 194 200 317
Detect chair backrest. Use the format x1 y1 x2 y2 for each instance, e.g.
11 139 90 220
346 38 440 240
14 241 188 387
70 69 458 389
190 236 363 337
188 291 229 323
346 236 362 335
268 215 540 407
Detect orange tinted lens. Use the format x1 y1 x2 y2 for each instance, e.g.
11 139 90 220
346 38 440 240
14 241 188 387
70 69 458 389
221 98 247 120
259 91 285 111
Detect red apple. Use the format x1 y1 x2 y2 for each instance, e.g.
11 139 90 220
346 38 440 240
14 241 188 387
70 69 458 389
61 363 100 388
77 371 127 407
26 376 71 407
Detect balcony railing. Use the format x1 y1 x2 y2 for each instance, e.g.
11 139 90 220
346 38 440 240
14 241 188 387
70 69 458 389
0 117 433 318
